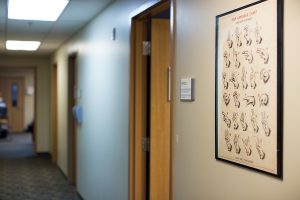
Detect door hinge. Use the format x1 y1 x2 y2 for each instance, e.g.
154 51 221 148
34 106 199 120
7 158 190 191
143 41 151 56
142 137 150 152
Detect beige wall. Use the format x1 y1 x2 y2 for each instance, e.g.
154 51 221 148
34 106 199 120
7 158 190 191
52 49 68 175
174 0 300 200
0 69 35 128
0 55 51 152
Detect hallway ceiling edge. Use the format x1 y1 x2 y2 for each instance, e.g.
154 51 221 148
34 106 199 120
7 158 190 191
0 0 114 56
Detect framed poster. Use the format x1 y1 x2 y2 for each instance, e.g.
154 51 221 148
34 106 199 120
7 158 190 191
215 0 283 177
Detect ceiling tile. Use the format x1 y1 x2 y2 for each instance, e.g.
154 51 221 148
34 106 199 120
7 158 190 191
52 20 86 33
0 0 7 19
39 41 62 50
6 32 45 41
59 0 113 22
7 19 54 34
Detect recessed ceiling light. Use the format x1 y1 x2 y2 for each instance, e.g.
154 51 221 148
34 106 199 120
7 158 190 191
6 40 41 51
8 0 69 21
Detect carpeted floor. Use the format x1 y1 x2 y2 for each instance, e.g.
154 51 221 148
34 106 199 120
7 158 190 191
0 132 35 158
0 155 81 200
0 133 81 200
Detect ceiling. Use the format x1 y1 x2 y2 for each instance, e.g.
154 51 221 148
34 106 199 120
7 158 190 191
0 0 114 56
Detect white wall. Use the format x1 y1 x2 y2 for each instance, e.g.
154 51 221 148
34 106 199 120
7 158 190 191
52 0 147 199
174 0 300 200
0 55 51 152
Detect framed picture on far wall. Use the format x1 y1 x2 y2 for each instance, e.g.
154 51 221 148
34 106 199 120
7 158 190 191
215 0 283 177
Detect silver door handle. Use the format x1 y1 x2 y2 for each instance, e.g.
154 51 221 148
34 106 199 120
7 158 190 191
168 66 171 102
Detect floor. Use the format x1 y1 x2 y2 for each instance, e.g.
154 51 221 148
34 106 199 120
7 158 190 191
0 133 81 200
0 132 34 158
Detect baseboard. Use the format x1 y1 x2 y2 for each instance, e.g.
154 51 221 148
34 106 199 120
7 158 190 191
52 156 83 199
57 166 68 180
36 152 51 157
77 192 84 200
57 166 84 200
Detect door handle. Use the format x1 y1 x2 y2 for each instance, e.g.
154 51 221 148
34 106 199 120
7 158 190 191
168 66 171 102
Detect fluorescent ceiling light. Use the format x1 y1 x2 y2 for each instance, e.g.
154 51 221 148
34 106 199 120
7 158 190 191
8 0 69 21
6 40 41 51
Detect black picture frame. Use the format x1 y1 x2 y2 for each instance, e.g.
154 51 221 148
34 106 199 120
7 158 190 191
215 0 283 178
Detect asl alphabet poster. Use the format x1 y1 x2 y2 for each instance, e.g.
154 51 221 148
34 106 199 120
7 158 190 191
215 0 282 176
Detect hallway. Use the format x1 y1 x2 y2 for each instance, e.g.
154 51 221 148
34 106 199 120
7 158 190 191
0 0 299 199
0 154 80 200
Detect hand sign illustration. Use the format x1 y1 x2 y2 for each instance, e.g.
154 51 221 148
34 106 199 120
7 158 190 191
243 95 255 107
251 109 259 133
227 32 233 48
250 68 257 89
233 48 241 68
244 25 252 46
242 50 253 64
241 67 248 89
233 91 240 108
224 50 231 68
261 111 271 136
225 130 233 152
235 27 243 47
242 136 252 156
222 72 229 89
255 22 263 44
232 112 239 130
222 111 231 128
234 134 241 154
256 48 269 64
229 71 239 89
223 93 230 106
260 68 271 84
240 112 248 131
258 93 269 107
256 138 265 160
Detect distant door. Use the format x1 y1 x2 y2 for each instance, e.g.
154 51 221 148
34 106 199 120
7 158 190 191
68 54 77 185
0 77 25 132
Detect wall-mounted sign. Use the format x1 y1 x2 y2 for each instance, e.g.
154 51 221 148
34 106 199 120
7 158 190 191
26 86 34 96
180 78 195 101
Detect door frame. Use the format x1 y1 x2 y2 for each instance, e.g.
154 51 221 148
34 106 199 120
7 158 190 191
129 0 176 199
51 63 58 163
0 66 37 152
67 53 78 185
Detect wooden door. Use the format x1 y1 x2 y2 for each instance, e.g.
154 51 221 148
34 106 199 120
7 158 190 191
133 20 149 200
0 77 25 132
150 19 171 200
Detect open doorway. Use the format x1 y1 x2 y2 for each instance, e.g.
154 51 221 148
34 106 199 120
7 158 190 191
129 1 176 199
0 67 36 158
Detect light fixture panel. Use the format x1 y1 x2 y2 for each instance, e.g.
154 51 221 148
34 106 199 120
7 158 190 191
6 40 41 51
8 0 69 21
